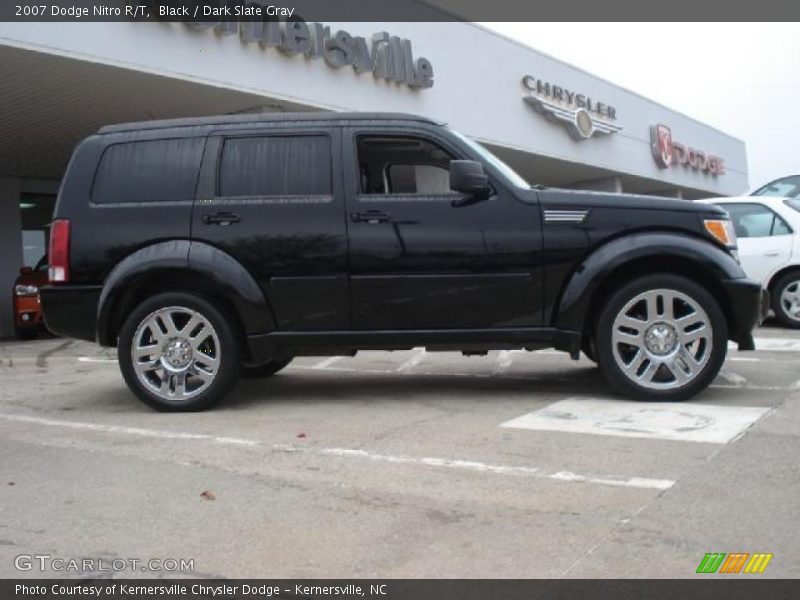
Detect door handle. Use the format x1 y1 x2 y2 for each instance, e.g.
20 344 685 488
202 212 240 226
764 251 780 257
351 210 391 224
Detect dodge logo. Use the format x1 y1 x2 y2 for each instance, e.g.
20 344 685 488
650 123 725 176
651 124 673 169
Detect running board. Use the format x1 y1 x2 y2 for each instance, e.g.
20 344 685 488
248 328 581 360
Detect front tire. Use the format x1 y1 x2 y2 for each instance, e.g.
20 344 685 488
771 272 800 329
118 293 242 412
595 274 727 401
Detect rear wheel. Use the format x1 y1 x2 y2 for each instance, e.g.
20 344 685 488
771 272 800 329
595 274 727 401
118 293 241 412
243 358 293 378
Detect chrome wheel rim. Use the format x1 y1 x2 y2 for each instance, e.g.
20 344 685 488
611 289 712 390
131 306 220 401
779 280 800 322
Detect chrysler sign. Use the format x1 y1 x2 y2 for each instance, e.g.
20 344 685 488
651 124 725 176
522 75 621 140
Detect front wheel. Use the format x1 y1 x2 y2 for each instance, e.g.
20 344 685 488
118 293 242 412
595 274 728 401
771 272 800 329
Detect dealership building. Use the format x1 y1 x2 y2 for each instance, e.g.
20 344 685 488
0 16 748 337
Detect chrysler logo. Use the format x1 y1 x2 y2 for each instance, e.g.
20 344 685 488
522 75 622 140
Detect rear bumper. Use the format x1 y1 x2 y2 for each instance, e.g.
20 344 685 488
39 285 102 342
721 278 768 351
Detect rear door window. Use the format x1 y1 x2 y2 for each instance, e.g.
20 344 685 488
92 138 205 204
218 135 331 197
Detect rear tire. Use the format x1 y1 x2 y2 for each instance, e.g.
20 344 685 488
771 272 800 329
595 274 727 401
118 292 242 412
243 358 292 378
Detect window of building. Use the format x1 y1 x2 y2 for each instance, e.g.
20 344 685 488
92 138 205 204
218 135 332 197
357 136 455 195
720 203 793 238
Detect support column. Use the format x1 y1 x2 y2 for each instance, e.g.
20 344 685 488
568 176 623 193
0 178 23 338
650 189 685 199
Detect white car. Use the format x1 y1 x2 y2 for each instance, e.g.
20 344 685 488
701 191 800 328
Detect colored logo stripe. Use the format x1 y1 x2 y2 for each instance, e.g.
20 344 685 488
744 553 773 574
697 553 726 573
719 553 749 573
697 552 772 574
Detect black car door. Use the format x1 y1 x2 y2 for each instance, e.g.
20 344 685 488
343 126 544 331
192 125 348 331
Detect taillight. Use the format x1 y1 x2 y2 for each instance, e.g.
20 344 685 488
48 219 70 283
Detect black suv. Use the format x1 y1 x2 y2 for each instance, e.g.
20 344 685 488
41 112 766 411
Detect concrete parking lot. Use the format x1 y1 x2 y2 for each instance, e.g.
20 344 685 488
1 325 799 579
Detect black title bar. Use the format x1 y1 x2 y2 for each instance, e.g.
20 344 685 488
3 0 800 22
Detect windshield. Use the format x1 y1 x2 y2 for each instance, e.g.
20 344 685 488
448 129 531 189
753 175 800 199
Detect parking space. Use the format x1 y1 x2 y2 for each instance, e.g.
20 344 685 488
1 325 799 578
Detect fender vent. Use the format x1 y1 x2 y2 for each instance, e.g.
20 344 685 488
544 210 589 223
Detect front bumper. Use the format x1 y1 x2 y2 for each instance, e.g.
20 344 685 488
13 295 44 329
39 285 102 342
721 278 769 351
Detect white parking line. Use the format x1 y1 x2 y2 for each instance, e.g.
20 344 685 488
718 370 748 386
395 348 427 373
0 413 258 446
501 398 772 444
316 447 674 490
0 412 673 491
78 357 117 363
492 350 515 375
311 356 343 369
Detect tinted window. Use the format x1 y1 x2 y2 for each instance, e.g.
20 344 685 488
357 136 455 195
93 138 204 204
720 203 793 238
218 136 331 197
387 164 451 194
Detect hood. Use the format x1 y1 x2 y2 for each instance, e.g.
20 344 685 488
533 188 727 215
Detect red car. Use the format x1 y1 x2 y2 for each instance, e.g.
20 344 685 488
13 256 48 339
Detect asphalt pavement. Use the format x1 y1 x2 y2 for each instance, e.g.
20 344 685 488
0 324 798 578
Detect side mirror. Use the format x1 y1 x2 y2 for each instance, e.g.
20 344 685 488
19 266 33 276
450 160 491 198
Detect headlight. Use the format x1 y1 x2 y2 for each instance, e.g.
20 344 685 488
704 219 737 249
14 284 38 296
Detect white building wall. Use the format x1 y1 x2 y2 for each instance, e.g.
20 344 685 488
0 20 747 196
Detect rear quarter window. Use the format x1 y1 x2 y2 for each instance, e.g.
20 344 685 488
92 138 205 204
217 135 332 197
